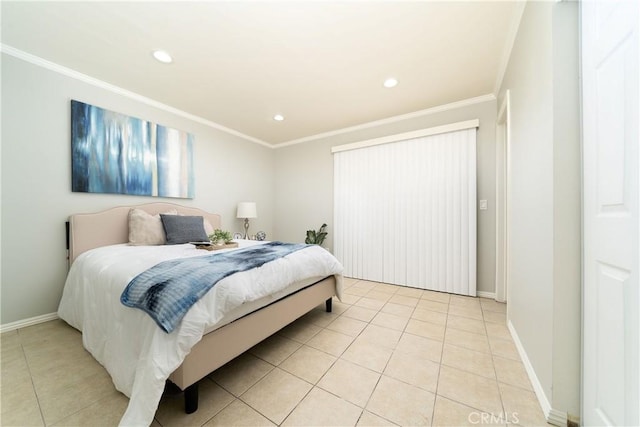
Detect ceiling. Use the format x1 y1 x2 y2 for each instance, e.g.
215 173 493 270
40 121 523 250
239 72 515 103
1 1 520 146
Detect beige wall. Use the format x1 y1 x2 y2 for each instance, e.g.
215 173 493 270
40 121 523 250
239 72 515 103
498 0 580 419
1 53 275 324
274 98 498 295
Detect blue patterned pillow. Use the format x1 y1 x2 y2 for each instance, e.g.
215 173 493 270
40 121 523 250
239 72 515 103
160 214 209 244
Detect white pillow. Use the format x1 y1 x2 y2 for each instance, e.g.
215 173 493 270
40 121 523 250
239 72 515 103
128 208 178 245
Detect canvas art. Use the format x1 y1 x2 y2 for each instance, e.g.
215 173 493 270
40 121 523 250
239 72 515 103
71 100 194 198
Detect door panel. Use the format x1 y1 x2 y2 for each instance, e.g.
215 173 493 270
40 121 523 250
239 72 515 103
594 263 628 425
582 1 639 425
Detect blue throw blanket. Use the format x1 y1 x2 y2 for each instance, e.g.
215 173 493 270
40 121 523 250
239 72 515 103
121 242 309 333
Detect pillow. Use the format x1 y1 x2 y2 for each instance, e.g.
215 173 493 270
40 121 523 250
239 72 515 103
128 208 178 245
177 212 215 235
160 214 209 244
203 218 215 235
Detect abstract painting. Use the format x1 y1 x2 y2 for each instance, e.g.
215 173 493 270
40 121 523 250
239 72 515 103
71 100 194 198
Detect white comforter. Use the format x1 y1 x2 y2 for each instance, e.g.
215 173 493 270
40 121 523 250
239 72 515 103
57 240 343 426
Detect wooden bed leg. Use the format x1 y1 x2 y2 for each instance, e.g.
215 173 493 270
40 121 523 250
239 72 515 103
184 383 199 414
325 298 332 313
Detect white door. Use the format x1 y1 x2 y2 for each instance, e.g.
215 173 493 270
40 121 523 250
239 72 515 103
582 1 639 426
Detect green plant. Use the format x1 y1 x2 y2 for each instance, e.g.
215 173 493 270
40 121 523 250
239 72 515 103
305 223 328 245
209 229 233 244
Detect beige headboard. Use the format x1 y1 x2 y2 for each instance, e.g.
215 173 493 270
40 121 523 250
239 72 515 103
68 202 222 265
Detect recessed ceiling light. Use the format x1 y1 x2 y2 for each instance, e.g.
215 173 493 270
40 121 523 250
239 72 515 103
273 114 285 121
152 50 173 64
383 78 398 88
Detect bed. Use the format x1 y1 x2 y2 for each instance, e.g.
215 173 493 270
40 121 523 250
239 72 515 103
57 202 343 426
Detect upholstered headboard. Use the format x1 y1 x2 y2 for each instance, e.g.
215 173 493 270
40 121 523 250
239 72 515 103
68 202 222 264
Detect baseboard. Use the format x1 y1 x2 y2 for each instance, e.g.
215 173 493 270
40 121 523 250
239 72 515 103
548 408 568 426
507 320 566 427
477 291 496 299
0 312 59 333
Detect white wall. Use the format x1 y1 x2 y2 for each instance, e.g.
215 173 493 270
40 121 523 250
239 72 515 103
500 0 555 403
551 1 581 418
0 51 499 322
1 53 275 325
498 0 580 420
273 98 498 295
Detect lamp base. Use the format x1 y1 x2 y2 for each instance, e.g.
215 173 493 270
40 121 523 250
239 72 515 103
243 218 250 239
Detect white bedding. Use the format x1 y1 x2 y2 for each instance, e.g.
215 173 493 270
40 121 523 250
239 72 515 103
57 240 343 426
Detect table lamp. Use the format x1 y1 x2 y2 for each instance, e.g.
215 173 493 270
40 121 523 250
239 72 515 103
237 202 257 239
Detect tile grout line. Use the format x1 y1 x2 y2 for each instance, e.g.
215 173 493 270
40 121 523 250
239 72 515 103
281 311 346 425
277 290 377 426
204 376 265 426
17 324 114 427
429 296 451 426
15 328 47 427
283 284 404 426
353 283 440 426
240 293 366 426
336 284 404 427
481 302 508 419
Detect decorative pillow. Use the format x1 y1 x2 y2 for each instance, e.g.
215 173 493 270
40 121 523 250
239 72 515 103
175 212 215 235
203 218 215 235
160 214 209 244
128 208 178 245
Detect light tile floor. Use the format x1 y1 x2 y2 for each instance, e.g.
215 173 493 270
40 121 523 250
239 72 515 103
1 278 550 426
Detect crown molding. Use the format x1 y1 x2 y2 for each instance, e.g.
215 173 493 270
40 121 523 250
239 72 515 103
2 44 501 151
331 119 479 154
274 94 496 149
0 44 271 148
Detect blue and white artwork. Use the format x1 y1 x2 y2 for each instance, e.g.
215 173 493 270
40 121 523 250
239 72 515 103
71 100 194 198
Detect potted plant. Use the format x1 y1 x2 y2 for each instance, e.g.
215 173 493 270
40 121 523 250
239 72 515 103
305 223 328 245
209 229 233 246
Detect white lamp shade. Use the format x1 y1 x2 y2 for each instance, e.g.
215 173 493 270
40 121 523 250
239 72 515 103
237 202 257 219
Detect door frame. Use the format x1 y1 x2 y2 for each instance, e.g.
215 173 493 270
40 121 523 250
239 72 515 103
495 90 511 305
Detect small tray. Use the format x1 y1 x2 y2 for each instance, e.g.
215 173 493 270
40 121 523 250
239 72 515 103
195 242 239 251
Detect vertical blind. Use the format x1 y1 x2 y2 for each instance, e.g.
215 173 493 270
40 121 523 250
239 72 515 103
333 127 477 296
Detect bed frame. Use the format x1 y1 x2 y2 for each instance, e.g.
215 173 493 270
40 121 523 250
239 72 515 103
67 202 336 414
